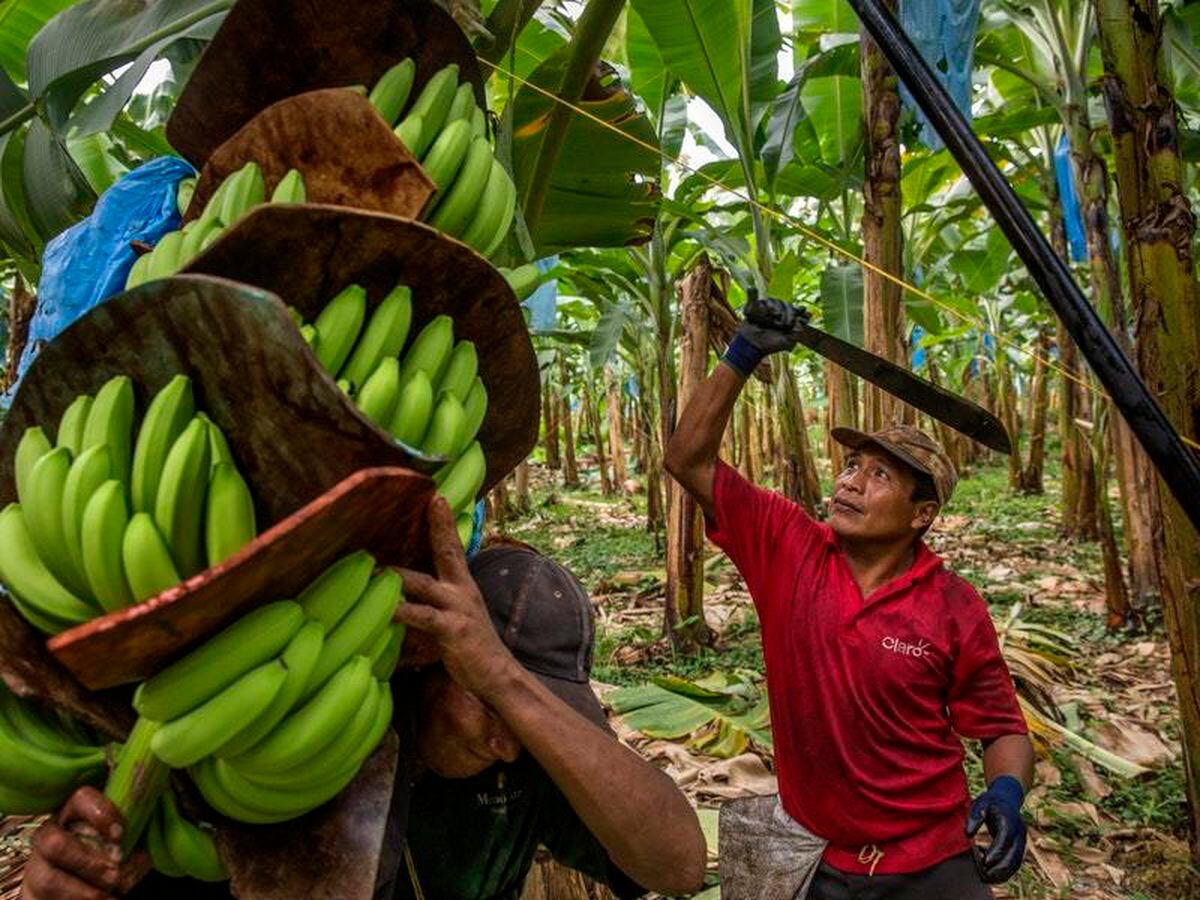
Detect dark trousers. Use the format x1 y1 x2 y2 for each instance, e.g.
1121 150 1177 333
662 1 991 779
808 852 993 900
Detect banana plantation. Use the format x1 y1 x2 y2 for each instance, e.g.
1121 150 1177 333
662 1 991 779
0 0 1198 898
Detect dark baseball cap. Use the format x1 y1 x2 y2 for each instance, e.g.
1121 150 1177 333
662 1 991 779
468 545 607 729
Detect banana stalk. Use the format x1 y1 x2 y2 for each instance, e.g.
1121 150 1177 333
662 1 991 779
104 717 170 854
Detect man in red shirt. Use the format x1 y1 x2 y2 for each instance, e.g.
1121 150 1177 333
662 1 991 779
665 297 1034 898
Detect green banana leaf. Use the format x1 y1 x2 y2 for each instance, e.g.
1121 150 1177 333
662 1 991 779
625 7 669 121
509 50 660 253
0 0 79 82
819 264 864 346
608 673 773 758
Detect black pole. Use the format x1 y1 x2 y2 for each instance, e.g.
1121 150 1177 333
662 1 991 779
847 0 1200 534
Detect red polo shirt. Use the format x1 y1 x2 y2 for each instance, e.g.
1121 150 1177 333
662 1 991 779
706 462 1027 875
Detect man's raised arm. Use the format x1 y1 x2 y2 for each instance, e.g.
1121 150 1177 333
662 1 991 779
665 296 806 519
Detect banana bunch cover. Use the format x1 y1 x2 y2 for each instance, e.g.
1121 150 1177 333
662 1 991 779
0 681 107 816
119 552 402 825
293 285 488 542
125 165 307 290
366 59 514 259
0 374 259 635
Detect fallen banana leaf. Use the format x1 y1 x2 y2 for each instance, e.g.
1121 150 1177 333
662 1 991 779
1019 697 1150 779
183 89 433 224
184 204 540 493
608 676 772 759
168 0 485 166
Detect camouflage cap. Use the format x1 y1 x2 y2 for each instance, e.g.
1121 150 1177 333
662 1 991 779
831 423 958 504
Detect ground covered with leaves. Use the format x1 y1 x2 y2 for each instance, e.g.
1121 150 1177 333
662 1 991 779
505 456 1195 900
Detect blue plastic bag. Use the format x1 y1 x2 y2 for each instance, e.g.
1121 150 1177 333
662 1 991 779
466 499 487 559
2 156 196 407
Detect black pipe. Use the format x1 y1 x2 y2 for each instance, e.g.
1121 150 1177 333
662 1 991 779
847 0 1200 534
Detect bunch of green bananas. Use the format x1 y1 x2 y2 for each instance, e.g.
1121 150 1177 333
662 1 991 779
293 285 488 543
125 164 307 290
144 788 227 882
0 374 259 635
115 551 401 825
0 681 108 816
367 59 515 258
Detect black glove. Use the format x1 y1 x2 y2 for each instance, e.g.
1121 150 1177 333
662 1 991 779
965 775 1027 883
721 295 809 377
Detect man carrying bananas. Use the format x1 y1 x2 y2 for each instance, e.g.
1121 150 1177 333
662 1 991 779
664 297 1034 899
22 497 706 900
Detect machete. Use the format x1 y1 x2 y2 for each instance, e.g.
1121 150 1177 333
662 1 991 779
744 296 1012 454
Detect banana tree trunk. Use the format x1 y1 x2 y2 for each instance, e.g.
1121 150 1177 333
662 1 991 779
514 460 531 513
584 382 613 496
542 379 561 470
665 257 713 649
994 345 1022 490
559 358 579 488
860 0 910 431
3 275 34 393
605 369 627 488
824 359 858 480
775 363 822 515
1018 325 1050 493
490 476 511 530
737 398 755 482
757 390 773 485
1097 0 1200 851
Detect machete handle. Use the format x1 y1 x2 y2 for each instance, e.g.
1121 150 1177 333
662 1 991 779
744 293 811 331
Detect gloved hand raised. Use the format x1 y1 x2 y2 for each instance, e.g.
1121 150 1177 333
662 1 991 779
721 295 810 377
965 775 1027 883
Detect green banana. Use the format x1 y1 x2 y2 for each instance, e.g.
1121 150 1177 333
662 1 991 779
480 166 518 259
200 414 235 469
270 168 306 204
146 231 184 281
134 600 304 721
301 569 402 701
23 447 94 599
0 503 95 631
131 375 196 513
339 283 413 390
420 119 472 193
151 660 287 768
336 378 353 396
299 324 319 351
56 396 93 456
368 58 416 126
122 512 182 604
314 284 368 376
197 171 236 228
159 790 227 882
296 550 375 632
470 104 487 139
437 440 487 514
394 113 425 157
81 374 135 486
81 480 135 613
154 417 211 577
398 314 455 387
15 426 52 508
462 158 516 254
436 341 477 403
176 178 197 217
427 136 493 237
215 620 324 759
456 511 474 549
454 377 489 456
422 392 466 458
238 680 380 791
61 444 112 582
218 161 265 227
356 358 401 428
125 252 154 289
500 263 543 301
205 755 362 823
0 701 105 796
204 463 256 568
446 81 477 125
405 64 459 156
0 781 65 816
178 219 220 266
198 225 224 253
372 624 404 680
389 368 434 448
0 688 97 758
229 655 371 775
146 802 186 878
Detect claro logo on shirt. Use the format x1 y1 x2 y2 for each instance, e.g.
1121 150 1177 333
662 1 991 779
881 635 930 658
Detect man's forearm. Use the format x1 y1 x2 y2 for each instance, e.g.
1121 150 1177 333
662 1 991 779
983 733 1035 789
482 661 706 895
663 362 747 518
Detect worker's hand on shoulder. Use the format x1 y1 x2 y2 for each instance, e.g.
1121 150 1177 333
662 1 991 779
723 295 809 377
965 775 1026 883
394 496 516 700
22 786 149 900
